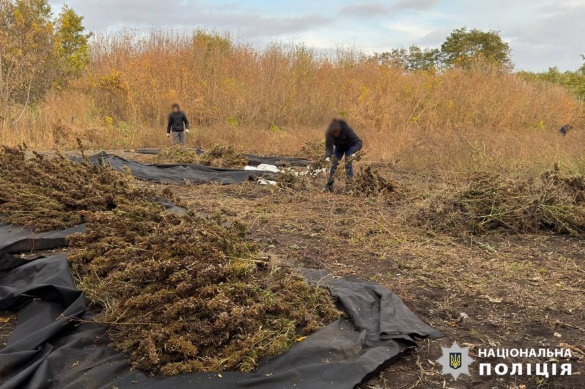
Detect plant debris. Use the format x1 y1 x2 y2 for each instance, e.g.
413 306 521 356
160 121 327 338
416 168 585 235
0 144 340 376
69 202 341 376
198 144 247 168
351 165 396 197
155 145 200 164
0 145 153 231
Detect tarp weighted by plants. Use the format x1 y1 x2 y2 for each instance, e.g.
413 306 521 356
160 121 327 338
0 252 441 389
0 223 85 254
135 148 311 167
87 152 276 185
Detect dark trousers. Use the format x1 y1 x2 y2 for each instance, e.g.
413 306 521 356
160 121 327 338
172 131 186 146
328 146 359 181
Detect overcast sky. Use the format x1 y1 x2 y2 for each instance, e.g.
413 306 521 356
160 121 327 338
49 0 585 71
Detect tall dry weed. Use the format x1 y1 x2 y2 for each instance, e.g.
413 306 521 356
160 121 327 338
3 29 584 172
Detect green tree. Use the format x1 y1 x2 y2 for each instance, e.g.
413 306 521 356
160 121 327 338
519 61 585 101
440 27 512 70
0 0 54 125
373 46 441 71
0 0 90 126
54 5 91 84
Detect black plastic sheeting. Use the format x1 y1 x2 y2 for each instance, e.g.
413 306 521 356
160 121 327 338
0 253 441 389
0 216 441 388
87 152 275 185
134 148 311 167
0 198 181 255
0 224 85 254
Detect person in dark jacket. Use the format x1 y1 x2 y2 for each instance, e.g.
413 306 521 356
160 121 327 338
324 119 363 191
559 124 573 136
166 104 190 146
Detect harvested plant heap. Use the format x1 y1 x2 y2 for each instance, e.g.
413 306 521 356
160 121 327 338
418 168 585 235
0 145 151 231
155 145 200 164
198 144 247 168
351 165 395 197
69 202 341 376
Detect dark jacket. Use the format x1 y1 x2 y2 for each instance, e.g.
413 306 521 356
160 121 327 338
325 120 363 157
167 111 189 133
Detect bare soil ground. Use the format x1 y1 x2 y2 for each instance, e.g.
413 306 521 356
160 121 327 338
1 155 583 388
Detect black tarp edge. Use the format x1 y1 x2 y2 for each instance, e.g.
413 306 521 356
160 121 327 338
0 223 442 389
133 149 311 167
86 152 276 185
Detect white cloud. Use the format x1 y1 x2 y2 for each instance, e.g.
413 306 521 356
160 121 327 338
49 0 585 71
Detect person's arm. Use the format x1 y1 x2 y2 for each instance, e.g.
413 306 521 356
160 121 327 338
167 114 172 134
183 113 190 130
325 134 334 158
347 126 363 154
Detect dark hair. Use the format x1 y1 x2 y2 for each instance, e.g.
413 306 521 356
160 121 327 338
172 103 180 110
328 118 348 135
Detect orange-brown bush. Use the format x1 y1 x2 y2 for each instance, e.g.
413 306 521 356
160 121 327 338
5 29 585 171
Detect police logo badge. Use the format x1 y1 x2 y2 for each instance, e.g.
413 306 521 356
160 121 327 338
437 342 474 380
449 352 462 369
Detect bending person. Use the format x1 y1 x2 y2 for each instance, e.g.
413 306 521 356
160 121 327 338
324 118 362 192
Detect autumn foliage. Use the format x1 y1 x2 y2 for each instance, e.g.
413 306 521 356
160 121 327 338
1 14 584 171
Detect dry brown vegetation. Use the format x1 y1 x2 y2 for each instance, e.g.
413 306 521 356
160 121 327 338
154 145 200 164
2 26 585 389
172 168 584 389
415 168 585 235
0 146 340 376
1 142 584 386
197 143 247 168
150 143 247 167
3 30 584 172
0 145 152 230
69 202 340 376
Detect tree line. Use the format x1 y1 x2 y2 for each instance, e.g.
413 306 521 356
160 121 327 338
372 27 585 101
0 0 90 126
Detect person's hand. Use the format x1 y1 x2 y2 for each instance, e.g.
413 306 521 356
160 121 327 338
185 129 190 134
166 133 170 138
325 157 331 162
350 154 357 159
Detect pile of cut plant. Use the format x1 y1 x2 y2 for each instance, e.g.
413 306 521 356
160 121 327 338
198 143 247 168
416 167 585 235
0 145 341 376
69 202 340 375
155 145 200 164
351 165 396 197
153 144 247 168
0 145 153 231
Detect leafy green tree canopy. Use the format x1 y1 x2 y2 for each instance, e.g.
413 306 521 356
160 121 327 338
441 27 512 69
372 27 512 72
0 0 90 125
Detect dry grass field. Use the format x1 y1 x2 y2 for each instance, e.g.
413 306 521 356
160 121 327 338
4 30 585 173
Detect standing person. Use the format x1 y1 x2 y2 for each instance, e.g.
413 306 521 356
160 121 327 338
166 103 190 146
324 118 363 192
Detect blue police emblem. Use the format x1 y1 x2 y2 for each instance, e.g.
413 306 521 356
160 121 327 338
449 352 462 369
